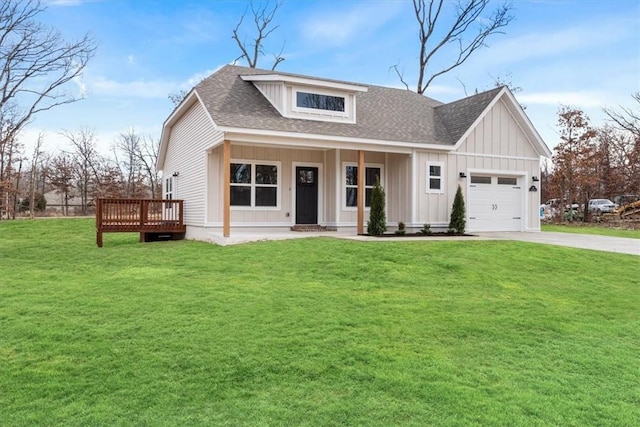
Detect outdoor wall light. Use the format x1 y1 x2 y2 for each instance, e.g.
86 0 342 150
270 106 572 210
172 172 180 177
532 176 539 182
459 172 467 178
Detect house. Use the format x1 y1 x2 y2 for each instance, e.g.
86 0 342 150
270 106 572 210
157 65 551 242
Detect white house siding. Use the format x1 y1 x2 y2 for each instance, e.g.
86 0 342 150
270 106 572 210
413 99 543 231
207 144 325 226
324 149 338 225
456 99 538 159
254 82 284 114
386 153 411 225
415 151 451 228
163 102 222 227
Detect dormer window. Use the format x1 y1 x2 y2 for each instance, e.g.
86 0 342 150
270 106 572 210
241 73 367 124
296 91 345 112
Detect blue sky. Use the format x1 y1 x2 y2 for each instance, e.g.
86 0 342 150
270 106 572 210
24 0 640 155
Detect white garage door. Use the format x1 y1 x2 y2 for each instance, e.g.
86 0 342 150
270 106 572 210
468 175 524 232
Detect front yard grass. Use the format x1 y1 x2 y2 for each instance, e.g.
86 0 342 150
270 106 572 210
542 223 640 239
1 219 639 426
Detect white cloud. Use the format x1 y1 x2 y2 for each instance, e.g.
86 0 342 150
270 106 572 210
301 2 405 47
45 0 100 6
472 12 636 68
89 77 176 99
85 66 223 99
519 91 606 108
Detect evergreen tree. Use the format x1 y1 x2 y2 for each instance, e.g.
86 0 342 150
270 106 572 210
367 176 386 236
449 185 466 234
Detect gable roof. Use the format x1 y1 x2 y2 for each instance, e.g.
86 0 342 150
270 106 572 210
436 86 503 143
158 65 550 169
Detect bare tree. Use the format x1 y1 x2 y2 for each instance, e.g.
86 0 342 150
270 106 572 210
49 152 75 216
393 0 513 94
138 135 161 198
27 133 43 218
61 128 101 214
0 0 96 218
604 92 640 139
114 129 152 198
232 0 285 70
168 90 189 107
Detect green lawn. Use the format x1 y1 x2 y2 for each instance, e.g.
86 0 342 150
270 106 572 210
1 219 639 426
542 223 640 239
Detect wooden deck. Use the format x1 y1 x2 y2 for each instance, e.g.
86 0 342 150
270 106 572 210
96 198 186 247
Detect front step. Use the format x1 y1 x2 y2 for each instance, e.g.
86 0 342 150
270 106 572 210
290 224 334 232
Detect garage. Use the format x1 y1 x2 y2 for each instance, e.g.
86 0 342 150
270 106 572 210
467 174 524 232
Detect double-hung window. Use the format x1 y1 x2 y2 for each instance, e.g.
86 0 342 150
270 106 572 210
230 161 279 208
344 163 382 208
426 161 444 193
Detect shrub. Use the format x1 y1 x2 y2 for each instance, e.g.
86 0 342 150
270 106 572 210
449 185 466 234
19 193 47 212
367 176 386 236
395 221 406 235
420 223 432 235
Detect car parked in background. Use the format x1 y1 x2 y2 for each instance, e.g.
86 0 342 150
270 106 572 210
588 199 616 214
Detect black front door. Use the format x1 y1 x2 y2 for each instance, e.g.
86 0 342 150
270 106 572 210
296 166 318 224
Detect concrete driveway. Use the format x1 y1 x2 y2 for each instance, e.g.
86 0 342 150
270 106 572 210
476 232 640 256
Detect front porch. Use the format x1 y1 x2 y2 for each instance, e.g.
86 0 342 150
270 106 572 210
203 139 416 237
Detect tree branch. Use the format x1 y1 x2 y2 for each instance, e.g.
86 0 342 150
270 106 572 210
406 0 513 94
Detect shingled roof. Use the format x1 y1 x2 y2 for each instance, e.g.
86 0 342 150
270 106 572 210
436 86 504 143
193 65 505 146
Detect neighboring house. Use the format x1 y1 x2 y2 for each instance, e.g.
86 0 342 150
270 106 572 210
43 190 86 214
158 65 551 242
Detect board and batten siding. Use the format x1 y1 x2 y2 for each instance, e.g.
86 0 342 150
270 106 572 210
162 101 222 226
254 82 284 114
386 153 411 224
456 99 538 159
208 145 325 225
416 151 451 226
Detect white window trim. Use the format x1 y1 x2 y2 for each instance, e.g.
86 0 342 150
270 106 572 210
426 161 445 194
292 87 350 118
230 159 281 211
342 162 384 211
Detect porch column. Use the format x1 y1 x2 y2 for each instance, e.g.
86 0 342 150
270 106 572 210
357 150 365 235
223 140 231 237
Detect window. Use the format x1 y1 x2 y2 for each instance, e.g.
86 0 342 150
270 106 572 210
344 164 382 208
164 177 173 200
230 162 279 208
164 177 175 208
426 161 444 193
296 91 345 112
498 177 517 185
470 175 492 184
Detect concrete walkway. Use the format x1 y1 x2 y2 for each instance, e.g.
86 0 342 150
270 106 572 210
475 231 640 256
210 230 639 256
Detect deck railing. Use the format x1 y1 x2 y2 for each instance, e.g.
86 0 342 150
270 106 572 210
96 198 185 247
